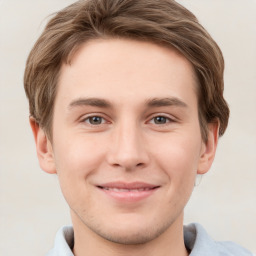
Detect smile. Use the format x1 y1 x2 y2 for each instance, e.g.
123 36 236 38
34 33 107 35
96 182 160 202
100 187 155 192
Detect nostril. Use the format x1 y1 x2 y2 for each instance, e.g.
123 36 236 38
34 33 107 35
107 146 150 170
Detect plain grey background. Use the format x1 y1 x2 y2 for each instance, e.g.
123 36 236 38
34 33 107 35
0 0 256 255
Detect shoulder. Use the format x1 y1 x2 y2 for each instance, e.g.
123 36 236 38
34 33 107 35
46 226 74 256
184 223 253 256
217 240 254 256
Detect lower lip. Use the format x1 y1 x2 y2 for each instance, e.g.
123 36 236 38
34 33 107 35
98 187 159 203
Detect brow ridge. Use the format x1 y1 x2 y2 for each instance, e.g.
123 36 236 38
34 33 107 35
68 96 188 110
69 97 112 109
146 97 188 108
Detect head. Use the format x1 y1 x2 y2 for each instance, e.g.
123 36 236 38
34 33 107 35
24 0 229 143
24 0 230 249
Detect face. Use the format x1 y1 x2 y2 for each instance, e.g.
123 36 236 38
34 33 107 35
33 38 218 245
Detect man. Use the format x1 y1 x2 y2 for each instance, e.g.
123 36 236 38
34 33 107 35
24 0 253 255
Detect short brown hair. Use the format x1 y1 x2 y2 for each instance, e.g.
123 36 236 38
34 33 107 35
24 0 229 141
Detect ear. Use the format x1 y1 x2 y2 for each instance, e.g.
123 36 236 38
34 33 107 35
197 121 219 174
29 117 57 174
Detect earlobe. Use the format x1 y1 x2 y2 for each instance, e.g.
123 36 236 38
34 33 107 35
197 121 219 174
29 117 57 174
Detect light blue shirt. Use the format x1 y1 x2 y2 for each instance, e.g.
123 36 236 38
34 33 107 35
46 223 253 256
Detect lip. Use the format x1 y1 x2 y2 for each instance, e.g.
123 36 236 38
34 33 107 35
96 182 160 202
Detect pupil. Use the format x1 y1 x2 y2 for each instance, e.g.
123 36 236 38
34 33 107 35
155 116 166 124
90 116 102 124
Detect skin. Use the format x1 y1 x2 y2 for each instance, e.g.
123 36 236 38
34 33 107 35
30 38 219 256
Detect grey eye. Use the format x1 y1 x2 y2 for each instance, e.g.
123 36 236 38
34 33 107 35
153 116 168 124
87 116 103 125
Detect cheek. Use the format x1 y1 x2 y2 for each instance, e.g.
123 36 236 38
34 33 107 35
154 135 201 170
53 133 106 180
52 134 106 207
151 134 201 191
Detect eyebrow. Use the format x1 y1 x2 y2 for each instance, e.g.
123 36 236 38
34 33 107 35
69 98 112 109
68 96 188 110
146 97 188 108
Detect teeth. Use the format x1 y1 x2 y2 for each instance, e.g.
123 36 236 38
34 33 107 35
102 187 152 192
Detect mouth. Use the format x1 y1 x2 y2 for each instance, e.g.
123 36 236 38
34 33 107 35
97 181 159 190
99 187 156 192
96 182 160 202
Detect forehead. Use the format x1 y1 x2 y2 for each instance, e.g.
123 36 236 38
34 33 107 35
57 38 198 107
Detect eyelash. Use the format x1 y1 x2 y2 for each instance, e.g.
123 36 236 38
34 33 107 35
81 114 175 126
148 115 174 125
82 115 108 126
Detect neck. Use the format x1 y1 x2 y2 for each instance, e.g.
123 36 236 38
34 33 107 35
71 211 189 256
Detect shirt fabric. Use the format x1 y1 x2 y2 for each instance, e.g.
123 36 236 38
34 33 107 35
46 223 253 256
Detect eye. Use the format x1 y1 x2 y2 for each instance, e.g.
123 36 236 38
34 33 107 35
153 116 168 124
84 116 106 125
150 116 171 125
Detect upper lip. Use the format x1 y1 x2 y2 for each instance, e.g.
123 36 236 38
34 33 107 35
97 182 160 190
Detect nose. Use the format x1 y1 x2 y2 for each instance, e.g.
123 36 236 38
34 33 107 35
107 121 150 171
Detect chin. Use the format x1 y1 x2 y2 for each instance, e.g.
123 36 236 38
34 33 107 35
89 217 175 245
97 228 161 245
